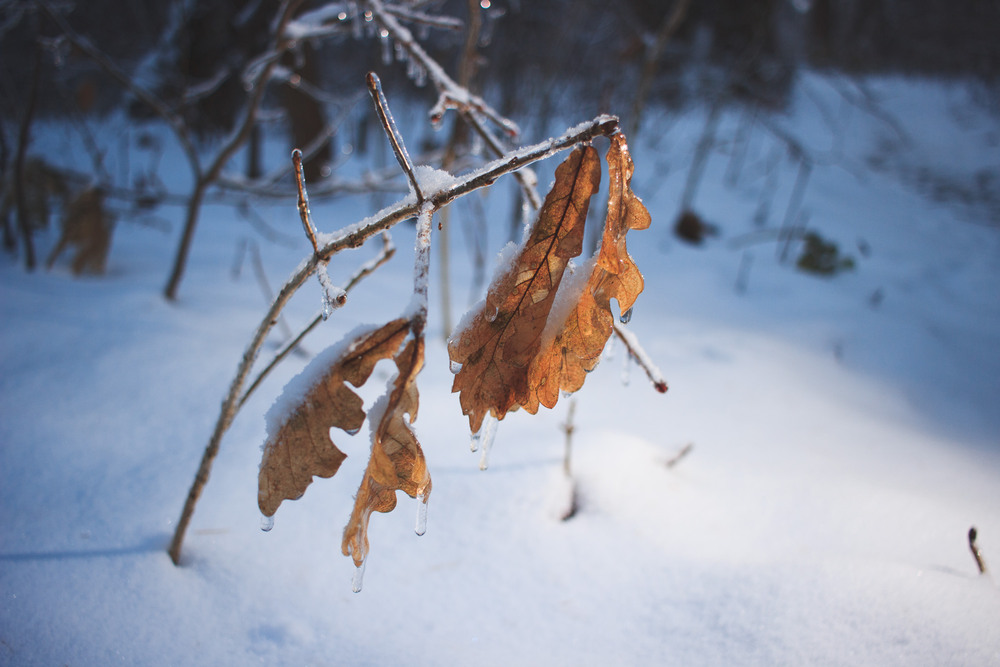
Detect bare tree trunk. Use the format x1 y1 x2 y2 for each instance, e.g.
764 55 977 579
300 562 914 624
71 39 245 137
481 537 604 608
283 42 332 183
680 101 722 212
626 0 691 139
14 46 43 271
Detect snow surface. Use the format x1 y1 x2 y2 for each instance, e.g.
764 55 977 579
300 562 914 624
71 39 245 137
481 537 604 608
2 74 999 665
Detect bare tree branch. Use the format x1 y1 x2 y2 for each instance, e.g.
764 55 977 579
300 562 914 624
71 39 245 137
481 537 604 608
168 112 622 565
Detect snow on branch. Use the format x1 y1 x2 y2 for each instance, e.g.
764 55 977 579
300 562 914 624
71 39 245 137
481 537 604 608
364 0 519 138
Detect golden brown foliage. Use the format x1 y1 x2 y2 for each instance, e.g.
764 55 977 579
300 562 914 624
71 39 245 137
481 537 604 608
258 318 411 517
448 146 602 433
526 133 651 410
449 133 650 430
256 131 651 575
342 333 430 567
258 315 431 567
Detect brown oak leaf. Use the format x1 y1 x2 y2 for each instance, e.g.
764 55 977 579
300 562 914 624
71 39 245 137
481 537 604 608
258 317 410 518
447 145 602 433
526 132 651 411
342 333 430 567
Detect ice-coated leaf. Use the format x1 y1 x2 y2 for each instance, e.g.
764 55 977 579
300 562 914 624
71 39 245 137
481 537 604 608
342 333 431 568
447 145 602 433
258 318 410 517
526 132 651 411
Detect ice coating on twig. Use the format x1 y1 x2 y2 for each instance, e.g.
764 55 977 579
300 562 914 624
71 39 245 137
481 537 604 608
316 262 347 319
613 322 668 393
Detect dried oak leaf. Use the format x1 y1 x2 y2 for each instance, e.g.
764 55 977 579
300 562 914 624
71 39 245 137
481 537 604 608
342 333 430 567
447 145 601 433
526 132 651 411
258 318 410 518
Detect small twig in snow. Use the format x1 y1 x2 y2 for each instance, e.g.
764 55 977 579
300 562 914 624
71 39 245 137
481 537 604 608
562 399 576 478
969 526 989 575
665 443 694 469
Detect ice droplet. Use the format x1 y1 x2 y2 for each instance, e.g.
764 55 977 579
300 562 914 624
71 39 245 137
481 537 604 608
619 307 633 324
450 359 463 374
260 514 274 532
487 305 499 322
621 353 632 387
351 560 366 593
476 414 499 470
414 493 428 536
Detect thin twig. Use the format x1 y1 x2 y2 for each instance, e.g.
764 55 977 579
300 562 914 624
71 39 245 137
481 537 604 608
411 202 435 334
562 399 576 477
292 149 320 254
164 0 303 301
613 321 669 394
969 526 989 575
35 0 201 178
463 109 542 210
365 0 519 137
627 0 691 139
665 443 694 468
168 113 621 565
383 4 464 31
246 239 295 342
237 232 396 410
366 72 423 205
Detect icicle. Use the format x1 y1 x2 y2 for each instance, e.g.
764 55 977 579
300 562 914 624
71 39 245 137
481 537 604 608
316 263 347 320
619 306 634 324
260 513 274 532
449 359 463 374
414 492 428 536
477 414 499 470
621 351 632 387
603 331 618 362
351 560 367 593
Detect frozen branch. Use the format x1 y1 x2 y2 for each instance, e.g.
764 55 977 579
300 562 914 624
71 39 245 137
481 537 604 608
969 526 989 575
613 321 669 394
164 0 304 300
237 231 396 410
35 0 200 178
364 0 518 138
293 149 322 254
367 72 424 205
383 4 464 32
168 111 621 565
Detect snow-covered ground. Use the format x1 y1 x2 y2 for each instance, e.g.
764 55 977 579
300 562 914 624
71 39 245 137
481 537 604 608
2 74 999 665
